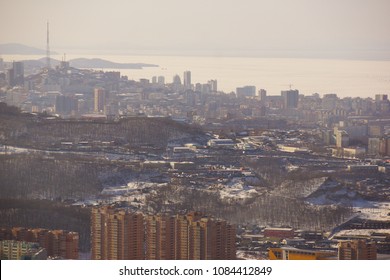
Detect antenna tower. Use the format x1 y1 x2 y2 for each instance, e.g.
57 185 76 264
46 21 51 69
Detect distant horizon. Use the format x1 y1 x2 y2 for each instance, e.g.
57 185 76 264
2 42 390 62
2 0 389 62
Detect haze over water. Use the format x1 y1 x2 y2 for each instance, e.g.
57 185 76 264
109 55 390 99
6 53 389 99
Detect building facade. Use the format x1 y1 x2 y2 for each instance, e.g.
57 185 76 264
338 239 377 260
281 89 299 109
91 207 144 260
0 240 47 260
183 71 192 90
264 228 295 239
91 207 236 260
94 87 106 113
0 227 78 259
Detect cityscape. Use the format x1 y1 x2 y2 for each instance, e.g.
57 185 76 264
0 51 389 260
0 0 390 263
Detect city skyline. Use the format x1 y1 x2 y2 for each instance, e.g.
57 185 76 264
1 0 390 60
1 0 390 265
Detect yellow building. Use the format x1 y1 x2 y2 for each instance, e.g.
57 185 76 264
0 240 47 260
269 247 337 260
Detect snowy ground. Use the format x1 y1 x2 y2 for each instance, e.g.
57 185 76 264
335 228 390 237
208 177 259 203
236 250 264 260
0 145 33 154
354 202 390 221
73 180 168 208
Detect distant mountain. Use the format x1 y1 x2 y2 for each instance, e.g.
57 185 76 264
19 57 158 70
0 43 57 55
4 55 158 70
68 58 158 69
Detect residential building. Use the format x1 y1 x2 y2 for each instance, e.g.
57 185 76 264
145 214 176 260
94 87 106 113
0 240 47 260
208 79 218 92
281 89 299 109
338 240 377 260
236 86 256 98
91 207 144 260
13 61 24 86
259 89 267 101
0 227 78 259
91 208 236 260
183 71 191 90
55 95 77 115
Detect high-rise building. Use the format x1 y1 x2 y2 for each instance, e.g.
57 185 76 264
236 86 256 98
175 211 202 260
208 79 218 92
148 212 236 260
91 207 144 260
55 95 78 115
12 61 24 86
259 89 267 101
158 76 165 85
281 89 299 109
322 93 338 110
94 88 106 113
379 136 390 156
0 58 4 72
145 214 176 260
91 208 236 260
338 240 377 260
183 71 191 90
6 68 15 87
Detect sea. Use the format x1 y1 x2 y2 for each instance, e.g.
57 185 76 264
3 53 390 99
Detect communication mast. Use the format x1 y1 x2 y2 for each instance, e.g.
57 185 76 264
46 21 51 69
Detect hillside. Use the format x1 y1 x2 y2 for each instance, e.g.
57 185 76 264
0 104 205 151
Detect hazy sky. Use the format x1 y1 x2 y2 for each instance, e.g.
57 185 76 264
1 0 390 58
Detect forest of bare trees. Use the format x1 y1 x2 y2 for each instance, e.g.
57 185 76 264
0 105 204 150
0 154 103 200
145 184 353 231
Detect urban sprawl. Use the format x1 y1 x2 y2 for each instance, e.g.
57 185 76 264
0 58 389 260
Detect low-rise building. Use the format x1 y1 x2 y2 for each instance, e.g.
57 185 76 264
264 228 294 239
268 247 336 260
0 240 47 260
207 139 235 149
